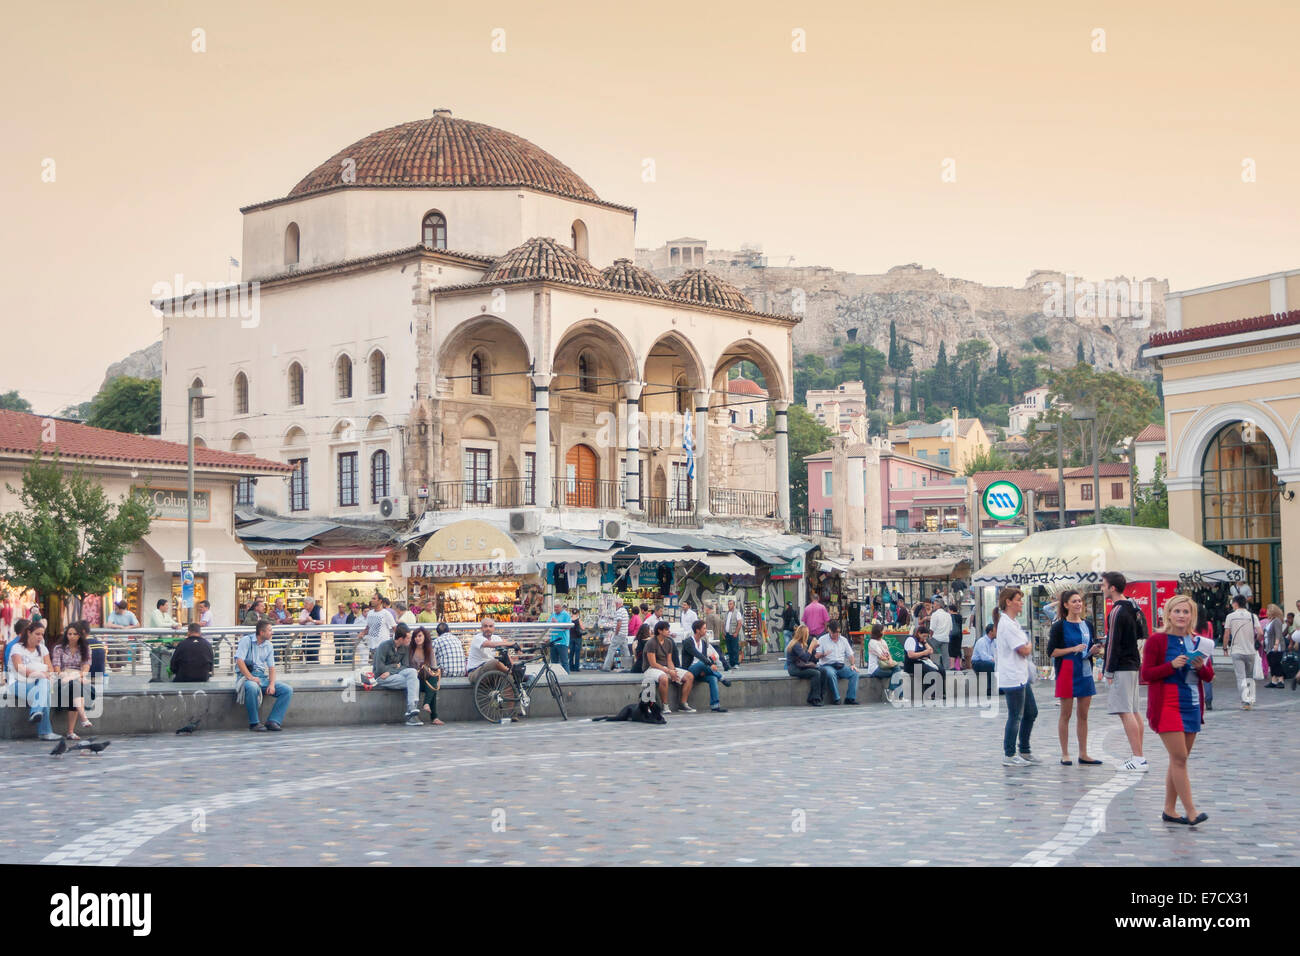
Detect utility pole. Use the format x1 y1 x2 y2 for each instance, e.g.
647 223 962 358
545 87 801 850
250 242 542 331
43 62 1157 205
187 385 212 624
1035 421 1066 528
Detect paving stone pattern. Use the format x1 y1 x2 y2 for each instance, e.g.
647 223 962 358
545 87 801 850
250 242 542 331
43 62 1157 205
3 685 1296 866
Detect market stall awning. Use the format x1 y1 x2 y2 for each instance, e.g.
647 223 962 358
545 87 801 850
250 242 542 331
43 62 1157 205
297 544 394 574
970 524 1246 589
702 554 756 575
532 547 622 564
625 550 709 562
142 524 258 574
848 558 971 579
817 556 851 574
242 539 314 553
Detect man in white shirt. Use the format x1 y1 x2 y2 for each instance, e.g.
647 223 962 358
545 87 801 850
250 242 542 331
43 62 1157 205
680 600 698 642
723 599 744 670
1225 594 1259 709
395 601 418 628
364 594 394 654
929 603 953 670
815 621 859 704
602 600 634 671
466 618 514 680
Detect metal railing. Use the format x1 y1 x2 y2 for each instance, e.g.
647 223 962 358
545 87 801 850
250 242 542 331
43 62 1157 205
641 496 701 528
428 478 535 510
790 513 839 537
709 487 778 519
552 477 623 510
86 622 575 679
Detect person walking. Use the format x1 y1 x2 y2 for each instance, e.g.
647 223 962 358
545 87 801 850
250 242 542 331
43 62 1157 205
780 601 797 655
1047 590 1102 766
1263 604 1287 689
723 599 744 669
801 592 829 641
1101 572 1149 771
929 601 953 672
995 587 1038 768
1142 594 1212 826
1224 594 1258 710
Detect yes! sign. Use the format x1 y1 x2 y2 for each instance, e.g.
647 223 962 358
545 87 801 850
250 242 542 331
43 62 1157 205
982 480 1023 521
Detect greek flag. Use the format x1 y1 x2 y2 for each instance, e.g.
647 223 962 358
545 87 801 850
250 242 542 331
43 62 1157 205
229 257 240 268
682 410 695 479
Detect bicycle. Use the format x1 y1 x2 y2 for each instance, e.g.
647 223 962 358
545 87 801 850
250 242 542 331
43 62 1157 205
472 640 568 722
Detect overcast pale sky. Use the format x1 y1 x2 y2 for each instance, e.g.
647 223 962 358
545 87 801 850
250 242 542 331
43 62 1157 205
2 0 1296 411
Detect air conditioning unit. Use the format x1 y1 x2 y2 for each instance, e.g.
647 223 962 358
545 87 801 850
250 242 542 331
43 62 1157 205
600 518 624 541
378 496 409 520
509 510 541 534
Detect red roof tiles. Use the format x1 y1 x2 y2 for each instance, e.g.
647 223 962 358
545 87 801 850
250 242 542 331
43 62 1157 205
0 411 291 473
727 378 767 396
1148 309 1300 348
1134 424 1166 444
288 113 602 204
600 259 668 296
1065 463 1133 478
969 470 1058 493
667 269 754 311
482 237 606 286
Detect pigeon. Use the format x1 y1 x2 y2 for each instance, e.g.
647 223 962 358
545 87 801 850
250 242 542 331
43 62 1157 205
49 737 68 757
75 740 111 754
176 717 201 735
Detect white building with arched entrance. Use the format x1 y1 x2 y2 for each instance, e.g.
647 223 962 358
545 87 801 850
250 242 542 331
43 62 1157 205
1148 268 1300 608
156 111 798 537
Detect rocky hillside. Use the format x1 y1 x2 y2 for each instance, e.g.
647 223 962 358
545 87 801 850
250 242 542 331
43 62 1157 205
640 256 1168 375
100 341 162 391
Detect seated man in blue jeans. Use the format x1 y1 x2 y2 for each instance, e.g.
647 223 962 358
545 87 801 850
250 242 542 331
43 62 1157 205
236 620 293 731
971 623 996 698
361 623 422 727
814 620 860 704
680 618 731 713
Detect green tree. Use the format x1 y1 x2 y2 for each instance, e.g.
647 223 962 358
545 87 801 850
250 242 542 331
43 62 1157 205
0 390 33 413
962 446 1013 476
1077 341 1085 363
0 453 154 622
892 383 901 414
87 377 161 435
1013 357 1041 396
1023 365 1162 469
888 321 899 371
1031 335 1051 352
762 404 833 519
1134 459 1169 528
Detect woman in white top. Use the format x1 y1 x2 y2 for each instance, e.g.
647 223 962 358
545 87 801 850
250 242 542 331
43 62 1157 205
7 620 59 741
994 587 1038 767
865 623 904 702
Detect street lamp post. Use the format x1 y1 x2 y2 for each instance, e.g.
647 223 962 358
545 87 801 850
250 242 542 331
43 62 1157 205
1071 406 1100 524
1035 421 1066 528
1114 439 1136 525
186 385 212 624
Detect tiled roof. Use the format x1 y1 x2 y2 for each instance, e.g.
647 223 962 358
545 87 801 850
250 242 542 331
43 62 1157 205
600 258 668 296
969 469 1058 493
727 377 767 397
1134 424 1166 444
667 270 754 311
1148 309 1300 348
1065 463 1133 478
483 237 606 285
288 112 602 204
0 411 291 473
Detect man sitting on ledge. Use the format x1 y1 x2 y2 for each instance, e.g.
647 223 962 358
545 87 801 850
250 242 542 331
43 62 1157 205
236 620 293 732
643 620 694 714
815 620 860 705
170 623 213 683
361 623 422 727
680 618 730 713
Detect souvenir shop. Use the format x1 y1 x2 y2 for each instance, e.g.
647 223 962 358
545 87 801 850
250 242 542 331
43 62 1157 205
403 519 543 624
297 544 397 617
236 548 311 621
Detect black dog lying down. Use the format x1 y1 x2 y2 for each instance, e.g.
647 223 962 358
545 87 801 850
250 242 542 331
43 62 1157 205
591 699 667 724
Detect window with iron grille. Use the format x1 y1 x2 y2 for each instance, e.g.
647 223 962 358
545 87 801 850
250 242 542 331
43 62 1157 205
671 461 692 511
236 476 256 507
371 450 390 503
470 352 488 395
338 452 359 507
1081 483 1093 501
336 355 353 399
369 351 386 395
524 452 536 505
289 458 309 512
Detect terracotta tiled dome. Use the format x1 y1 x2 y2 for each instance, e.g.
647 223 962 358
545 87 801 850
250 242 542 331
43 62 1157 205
483 237 606 285
289 111 600 202
667 269 753 311
600 258 668 296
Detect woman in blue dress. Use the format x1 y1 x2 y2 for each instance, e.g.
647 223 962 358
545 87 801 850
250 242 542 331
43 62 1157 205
1047 590 1104 766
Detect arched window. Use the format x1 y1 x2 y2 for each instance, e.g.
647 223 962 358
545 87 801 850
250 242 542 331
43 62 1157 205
233 372 249 415
371 449 391 502
190 378 205 419
287 362 304 406
470 352 489 396
284 222 300 266
570 219 589 259
368 350 386 394
421 211 447 250
578 352 597 394
336 354 353 399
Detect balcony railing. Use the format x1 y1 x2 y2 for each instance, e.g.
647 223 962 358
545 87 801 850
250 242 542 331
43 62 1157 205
790 513 839 537
709 488 778 519
428 478 535 510
552 477 624 510
642 496 700 528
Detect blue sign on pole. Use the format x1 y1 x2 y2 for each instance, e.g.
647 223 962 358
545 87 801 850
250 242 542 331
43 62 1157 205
181 561 195 609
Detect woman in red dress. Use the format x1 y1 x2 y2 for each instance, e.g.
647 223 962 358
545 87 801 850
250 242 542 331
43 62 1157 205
1141 594 1214 826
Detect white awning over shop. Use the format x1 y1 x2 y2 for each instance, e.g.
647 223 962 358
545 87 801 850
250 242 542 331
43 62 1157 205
849 558 970 579
702 554 756 575
627 550 708 562
142 524 259 574
531 548 622 564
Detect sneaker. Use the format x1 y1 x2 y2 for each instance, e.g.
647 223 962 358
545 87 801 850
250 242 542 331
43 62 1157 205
404 715 423 727
721 678 733 687
1119 757 1149 772
711 706 729 713
1019 752 1042 764
830 698 842 705
844 699 859 705
661 706 672 714
679 703 697 713
27 711 41 724
250 723 268 732
1002 755 1031 767
265 721 282 732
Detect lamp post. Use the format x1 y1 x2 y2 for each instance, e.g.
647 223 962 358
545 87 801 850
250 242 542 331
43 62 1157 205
186 385 212 624
1071 406 1100 525
1035 421 1065 529
1113 439 1136 525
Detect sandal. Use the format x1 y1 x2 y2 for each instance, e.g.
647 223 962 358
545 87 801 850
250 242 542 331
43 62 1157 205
431 718 444 726
67 733 81 741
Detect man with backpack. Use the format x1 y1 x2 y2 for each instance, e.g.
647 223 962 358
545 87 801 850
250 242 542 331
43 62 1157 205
1101 572 1148 772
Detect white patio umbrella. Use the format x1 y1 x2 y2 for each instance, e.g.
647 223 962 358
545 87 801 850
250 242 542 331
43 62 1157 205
971 524 1246 590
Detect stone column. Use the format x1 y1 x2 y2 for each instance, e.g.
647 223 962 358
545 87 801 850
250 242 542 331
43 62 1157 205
532 372 554 509
693 389 711 520
863 440 882 558
845 442 867 560
774 400 791 528
623 380 644 512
